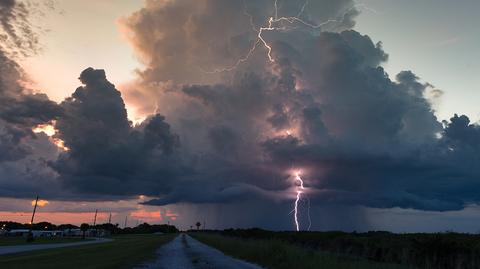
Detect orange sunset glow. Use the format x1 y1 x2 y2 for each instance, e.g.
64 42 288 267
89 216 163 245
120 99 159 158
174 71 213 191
131 210 162 220
32 122 69 151
0 211 108 225
31 199 49 207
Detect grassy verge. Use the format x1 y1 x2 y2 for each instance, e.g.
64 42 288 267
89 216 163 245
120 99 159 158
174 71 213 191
0 234 176 269
191 233 410 269
0 237 88 246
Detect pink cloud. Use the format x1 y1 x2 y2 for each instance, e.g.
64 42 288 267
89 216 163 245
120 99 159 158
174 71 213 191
130 210 162 220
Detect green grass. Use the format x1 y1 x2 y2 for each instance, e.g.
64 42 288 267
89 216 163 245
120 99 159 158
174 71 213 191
0 237 88 246
0 234 176 269
191 233 411 269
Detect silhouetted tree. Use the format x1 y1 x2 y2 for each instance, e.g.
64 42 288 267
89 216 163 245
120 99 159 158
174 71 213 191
58 224 78 230
80 223 89 239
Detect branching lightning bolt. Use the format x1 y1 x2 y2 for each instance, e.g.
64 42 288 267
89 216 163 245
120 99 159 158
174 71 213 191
294 170 306 231
201 0 377 231
205 0 374 73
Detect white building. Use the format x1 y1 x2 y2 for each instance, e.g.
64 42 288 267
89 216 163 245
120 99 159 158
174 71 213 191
6 229 30 237
6 229 64 237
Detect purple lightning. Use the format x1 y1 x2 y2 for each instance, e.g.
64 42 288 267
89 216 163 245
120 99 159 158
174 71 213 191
202 0 377 230
293 170 305 231
205 0 376 73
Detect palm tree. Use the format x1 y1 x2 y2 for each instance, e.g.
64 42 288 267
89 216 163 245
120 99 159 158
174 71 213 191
195 222 201 231
80 223 89 239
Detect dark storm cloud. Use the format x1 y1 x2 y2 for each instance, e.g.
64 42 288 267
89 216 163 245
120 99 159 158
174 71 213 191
0 0 61 163
0 0 64 198
120 0 358 89
2 0 480 219
51 68 183 197
0 50 61 162
0 0 42 57
208 125 240 155
0 65 60 196
0 93 62 126
115 0 480 212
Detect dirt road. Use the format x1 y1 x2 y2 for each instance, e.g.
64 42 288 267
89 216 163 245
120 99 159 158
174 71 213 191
134 234 262 269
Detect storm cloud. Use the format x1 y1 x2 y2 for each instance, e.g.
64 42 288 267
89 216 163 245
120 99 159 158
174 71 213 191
1 0 480 228
52 68 183 197
0 0 61 162
0 0 46 57
116 0 480 212
0 0 63 198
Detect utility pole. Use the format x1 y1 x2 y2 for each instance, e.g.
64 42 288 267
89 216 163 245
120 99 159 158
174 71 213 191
30 196 39 225
93 209 98 226
92 209 98 238
124 215 128 228
108 213 112 224
27 195 39 242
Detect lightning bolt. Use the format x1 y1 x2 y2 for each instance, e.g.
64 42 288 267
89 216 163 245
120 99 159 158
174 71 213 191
201 0 377 230
293 170 306 231
204 0 376 73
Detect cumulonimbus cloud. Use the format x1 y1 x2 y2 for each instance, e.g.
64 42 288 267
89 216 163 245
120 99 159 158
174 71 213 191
115 0 480 212
1 0 480 216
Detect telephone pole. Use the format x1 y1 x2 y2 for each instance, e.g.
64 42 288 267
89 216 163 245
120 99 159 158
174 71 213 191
108 213 112 224
124 215 128 228
93 209 98 226
27 195 39 242
30 196 39 225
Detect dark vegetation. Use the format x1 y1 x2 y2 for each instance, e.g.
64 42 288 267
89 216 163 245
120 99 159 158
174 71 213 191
118 222 179 234
192 232 408 269
0 221 178 235
0 234 176 269
0 221 77 231
198 228 480 269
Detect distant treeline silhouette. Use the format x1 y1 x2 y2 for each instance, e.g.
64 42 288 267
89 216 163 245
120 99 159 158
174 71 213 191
0 221 178 234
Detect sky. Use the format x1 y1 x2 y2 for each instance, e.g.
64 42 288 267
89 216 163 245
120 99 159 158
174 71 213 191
0 0 480 232
355 0 480 123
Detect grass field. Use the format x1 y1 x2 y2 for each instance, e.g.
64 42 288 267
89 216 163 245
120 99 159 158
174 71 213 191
0 237 88 246
191 233 410 269
0 234 175 269
213 229 480 269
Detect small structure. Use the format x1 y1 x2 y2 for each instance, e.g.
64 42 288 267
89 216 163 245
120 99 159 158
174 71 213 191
31 230 64 237
63 228 82 237
6 229 66 237
4 228 110 238
62 228 110 238
6 229 30 237
87 228 111 238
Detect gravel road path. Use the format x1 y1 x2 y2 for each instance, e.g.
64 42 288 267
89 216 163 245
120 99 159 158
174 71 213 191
0 238 112 255
134 234 263 269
